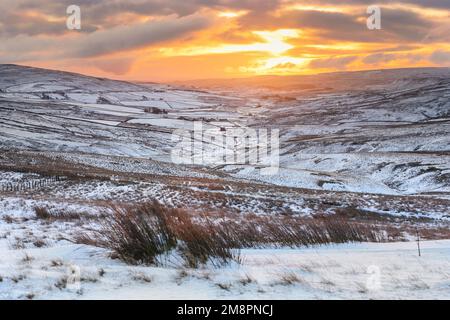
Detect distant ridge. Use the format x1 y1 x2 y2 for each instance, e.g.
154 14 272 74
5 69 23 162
173 67 450 91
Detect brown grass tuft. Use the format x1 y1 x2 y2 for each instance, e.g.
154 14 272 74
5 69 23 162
77 201 177 265
34 206 92 221
76 202 385 268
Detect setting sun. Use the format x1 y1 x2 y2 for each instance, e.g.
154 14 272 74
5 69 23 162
1 1 448 81
1 0 450 302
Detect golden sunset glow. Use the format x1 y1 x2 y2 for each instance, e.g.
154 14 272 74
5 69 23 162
159 29 298 56
284 5 346 13
217 11 247 18
1 1 449 81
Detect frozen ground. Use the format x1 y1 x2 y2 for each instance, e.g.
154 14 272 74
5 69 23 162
0 231 449 300
1 65 449 196
0 65 449 299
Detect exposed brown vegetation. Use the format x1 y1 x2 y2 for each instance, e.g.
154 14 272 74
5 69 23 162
2 150 449 226
34 206 92 221
196 213 385 249
76 201 240 267
77 202 177 265
76 201 386 267
170 210 241 267
276 271 303 286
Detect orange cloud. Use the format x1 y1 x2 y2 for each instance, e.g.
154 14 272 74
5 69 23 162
1 1 448 81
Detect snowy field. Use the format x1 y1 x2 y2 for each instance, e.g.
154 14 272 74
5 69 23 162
0 65 449 300
1 236 448 300
1 65 449 196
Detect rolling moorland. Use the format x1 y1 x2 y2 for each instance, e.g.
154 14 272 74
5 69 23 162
0 64 449 299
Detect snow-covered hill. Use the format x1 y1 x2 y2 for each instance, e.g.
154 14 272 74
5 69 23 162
1 64 449 196
1 65 450 300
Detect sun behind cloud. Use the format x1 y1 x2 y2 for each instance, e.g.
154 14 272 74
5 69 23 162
1 0 449 81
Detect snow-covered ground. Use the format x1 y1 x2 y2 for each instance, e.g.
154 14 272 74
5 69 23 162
0 65 449 300
1 65 449 195
1 236 449 300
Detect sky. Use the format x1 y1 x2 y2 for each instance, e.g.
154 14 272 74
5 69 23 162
0 0 449 82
